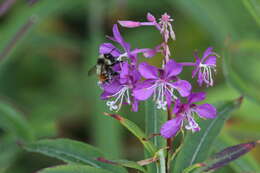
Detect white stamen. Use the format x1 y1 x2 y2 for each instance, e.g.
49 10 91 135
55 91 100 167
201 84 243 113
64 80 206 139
199 63 216 87
152 81 178 110
117 52 128 61
183 110 199 132
106 86 131 112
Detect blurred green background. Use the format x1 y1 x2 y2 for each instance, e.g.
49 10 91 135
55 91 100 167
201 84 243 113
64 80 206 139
0 0 259 172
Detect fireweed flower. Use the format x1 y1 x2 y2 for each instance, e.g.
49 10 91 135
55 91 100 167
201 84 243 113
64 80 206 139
160 92 217 138
192 47 218 87
118 13 175 60
95 13 218 137
100 24 141 62
118 13 160 29
101 61 141 112
133 60 192 110
118 12 175 41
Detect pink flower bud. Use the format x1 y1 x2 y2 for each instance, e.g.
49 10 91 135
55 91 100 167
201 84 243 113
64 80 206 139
118 21 141 28
147 12 156 22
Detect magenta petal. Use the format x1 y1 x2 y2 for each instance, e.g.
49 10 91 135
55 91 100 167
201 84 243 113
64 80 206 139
132 68 141 83
195 103 217 119
192 66 200 78
112 24 124 44
164 60 183 78
204 56 216 66
197 70 203 86
173 99 181 114
172 80 192 97
131 99 139 112
138 62 159 79
160 116 183 138
188 92 206 104
201 47 213 62
99 43 120 57
112 24 131 53
120 62 129 83
100 91 111 100
133 82 155 101
102 80 122 94
118 20 141 28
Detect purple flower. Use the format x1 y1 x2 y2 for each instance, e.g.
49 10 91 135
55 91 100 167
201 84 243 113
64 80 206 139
101 62 141 112
118 13 175 42
133 60 191 110
160 92 217 138
118 13 160 29
99 43 121 57
192 47 218 87
100 24 152 64
107 24 131 58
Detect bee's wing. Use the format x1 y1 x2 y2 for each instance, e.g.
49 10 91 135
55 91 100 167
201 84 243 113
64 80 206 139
87 65 97 76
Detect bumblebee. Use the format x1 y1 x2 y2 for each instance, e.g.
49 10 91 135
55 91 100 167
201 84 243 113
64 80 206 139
88 53 120 84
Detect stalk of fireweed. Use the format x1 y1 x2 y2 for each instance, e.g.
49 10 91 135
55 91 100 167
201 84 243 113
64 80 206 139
0 16 37 61
95 12 218 173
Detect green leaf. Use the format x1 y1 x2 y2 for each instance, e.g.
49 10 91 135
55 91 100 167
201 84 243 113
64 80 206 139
0 135 20 172
38 165 113 173
194 140 259 172
0 101 34 142
145 99 167 173
105 113 157 154
169 0 259 47
172 98 242 173
112 160 146 173
242 0 260 27
24 139 127 173
214 134 260 172
145 100 167 149
223 40 260 105
97 158 147 173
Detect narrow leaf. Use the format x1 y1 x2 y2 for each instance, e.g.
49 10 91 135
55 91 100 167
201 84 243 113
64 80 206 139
172 98 242 173
37 165 113 173
242 0 260 27
0 101 34 142
214 134 260 172
105 113 157 154
24 139 127 173
97 157 147 173
223 40 260 105
195 140 259 172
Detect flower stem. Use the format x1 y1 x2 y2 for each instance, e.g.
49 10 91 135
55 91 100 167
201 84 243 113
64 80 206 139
166 107 173 173
180 62 196 66
158 149 166 173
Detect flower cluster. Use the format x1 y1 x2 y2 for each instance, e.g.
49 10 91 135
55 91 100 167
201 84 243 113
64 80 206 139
97 13 218 138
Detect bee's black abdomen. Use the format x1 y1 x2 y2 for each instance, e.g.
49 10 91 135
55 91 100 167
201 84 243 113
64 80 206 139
97 58 105 64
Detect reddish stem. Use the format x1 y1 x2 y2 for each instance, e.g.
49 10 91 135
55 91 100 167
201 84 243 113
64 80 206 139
166 106 173 173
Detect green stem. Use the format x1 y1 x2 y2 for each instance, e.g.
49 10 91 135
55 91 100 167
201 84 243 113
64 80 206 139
145 99 167 173
158 149 166 173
